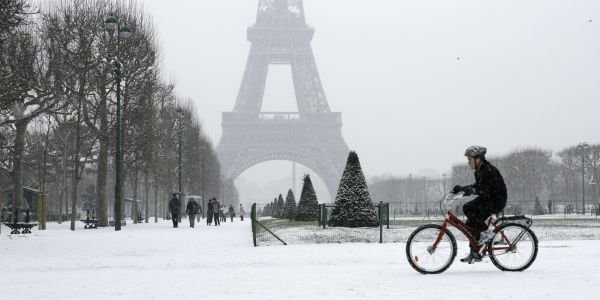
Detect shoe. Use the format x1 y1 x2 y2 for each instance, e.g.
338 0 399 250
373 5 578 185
478 229 494 245
460 252 482 264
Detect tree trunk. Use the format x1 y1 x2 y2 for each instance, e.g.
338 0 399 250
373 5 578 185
70 98 83 231
96 131 109 226
60 144 68 224
144 171 149 223
132 166 139 224
12 118 27 214
39 150 48 230
153 181 158 223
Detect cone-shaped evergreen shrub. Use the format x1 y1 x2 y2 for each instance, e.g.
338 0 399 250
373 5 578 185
275 194 284 218
283 189 297 220
295 174 320 221
328 151 379 227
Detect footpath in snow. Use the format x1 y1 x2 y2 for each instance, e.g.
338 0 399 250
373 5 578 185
1 219 598 300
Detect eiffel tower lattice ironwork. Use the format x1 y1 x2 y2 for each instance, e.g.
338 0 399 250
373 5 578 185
216 0 349 199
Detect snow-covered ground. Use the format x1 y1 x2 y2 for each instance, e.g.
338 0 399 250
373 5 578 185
1 219 598 299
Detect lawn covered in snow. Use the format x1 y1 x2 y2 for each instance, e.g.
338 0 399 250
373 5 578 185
1 219 598 299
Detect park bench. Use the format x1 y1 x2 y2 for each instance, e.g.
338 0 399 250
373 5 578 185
80 210 98 229
2 209 37 234
4 222 37 234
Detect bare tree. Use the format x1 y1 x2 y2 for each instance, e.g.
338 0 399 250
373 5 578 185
0 22 67 212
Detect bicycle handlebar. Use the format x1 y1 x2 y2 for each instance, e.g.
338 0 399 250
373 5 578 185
440 192 465 213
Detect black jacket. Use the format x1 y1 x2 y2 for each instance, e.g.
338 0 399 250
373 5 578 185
469 160 507 211
169 197 181 214
186 200 199 215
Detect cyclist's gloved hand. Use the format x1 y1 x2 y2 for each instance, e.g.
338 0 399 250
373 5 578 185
451 185 463 194
463 186 475 196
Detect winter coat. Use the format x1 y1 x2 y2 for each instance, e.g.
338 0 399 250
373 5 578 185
467 160 507 212
168 197 181 214
186 200 199 215
228 206 235 216
239 206 246 216
212 202 220 214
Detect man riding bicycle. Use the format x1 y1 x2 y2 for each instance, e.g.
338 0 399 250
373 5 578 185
452 146 507 263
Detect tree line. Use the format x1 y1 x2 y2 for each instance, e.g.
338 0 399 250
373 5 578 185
0 0 228 230
260 174 320 221
370 145 600 216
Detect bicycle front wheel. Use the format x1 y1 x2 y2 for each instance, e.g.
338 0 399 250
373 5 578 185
406 224 457 274
488 223 538 272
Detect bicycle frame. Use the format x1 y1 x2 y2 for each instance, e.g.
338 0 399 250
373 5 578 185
431 194 514 255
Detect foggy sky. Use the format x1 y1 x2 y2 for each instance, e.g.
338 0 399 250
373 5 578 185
142 0 599 181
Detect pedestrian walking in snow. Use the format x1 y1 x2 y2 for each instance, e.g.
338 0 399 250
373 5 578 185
228 204 235 222
220 205 226 223
212 199 220 226
186 198 200 228
168 193 181 228
207 199 214 225
239 204 246 221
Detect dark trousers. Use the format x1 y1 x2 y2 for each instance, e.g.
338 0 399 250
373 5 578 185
189 214 196 228
213 213 220 225
241 215 244 221
463 197 497 232
230 215 233 222
171 213 179 227
463 197 498 252
463 197 501 252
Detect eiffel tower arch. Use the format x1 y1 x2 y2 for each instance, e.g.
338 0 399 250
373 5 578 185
216 0 349 199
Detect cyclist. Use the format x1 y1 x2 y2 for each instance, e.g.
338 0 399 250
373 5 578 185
452 145 507 263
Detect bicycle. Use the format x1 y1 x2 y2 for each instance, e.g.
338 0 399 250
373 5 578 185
406 192 538 274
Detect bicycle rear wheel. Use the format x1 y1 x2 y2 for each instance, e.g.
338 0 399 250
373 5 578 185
488 223 538 272
406 224 457 274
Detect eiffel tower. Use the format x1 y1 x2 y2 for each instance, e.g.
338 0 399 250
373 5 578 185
216 0 349 200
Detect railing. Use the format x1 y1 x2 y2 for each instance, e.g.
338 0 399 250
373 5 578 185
222 112 342 124
250 200 600 246
251 202 390 246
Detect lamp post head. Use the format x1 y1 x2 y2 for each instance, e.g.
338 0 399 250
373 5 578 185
105 15 118 32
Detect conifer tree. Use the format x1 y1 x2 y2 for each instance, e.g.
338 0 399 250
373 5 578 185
270 199 276 217
282 188 297 220
295 174 320 221
328 151 379 227
276 194 284 218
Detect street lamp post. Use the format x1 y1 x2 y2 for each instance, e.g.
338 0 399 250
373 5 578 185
105 15 131 231
177 107 184 223
221 175 226 207
201 159 205 218
405 174 412 216
577 142 589 215
441 173 447 195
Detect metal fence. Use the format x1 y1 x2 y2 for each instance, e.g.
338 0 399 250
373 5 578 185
251 200 600 246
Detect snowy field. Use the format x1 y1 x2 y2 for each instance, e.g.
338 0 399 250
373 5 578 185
1 219 599 300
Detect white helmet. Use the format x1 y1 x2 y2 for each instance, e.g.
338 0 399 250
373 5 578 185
464 145 487 158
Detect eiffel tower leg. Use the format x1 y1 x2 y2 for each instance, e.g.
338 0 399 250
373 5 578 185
291 48 330 113
234 47 269 113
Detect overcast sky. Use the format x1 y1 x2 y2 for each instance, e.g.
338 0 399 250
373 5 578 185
141 0 599 195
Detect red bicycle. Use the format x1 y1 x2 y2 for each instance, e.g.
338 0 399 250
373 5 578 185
406 192 538 274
